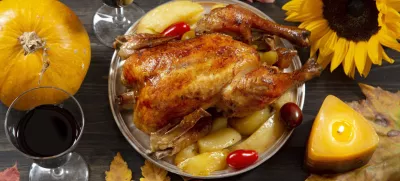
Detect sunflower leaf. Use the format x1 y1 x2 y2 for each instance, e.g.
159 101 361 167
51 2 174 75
140 160 171 181
105 152 133 181
306 84 400 181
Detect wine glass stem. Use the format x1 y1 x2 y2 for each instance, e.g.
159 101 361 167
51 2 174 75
115 7 127 23
51 167 64 178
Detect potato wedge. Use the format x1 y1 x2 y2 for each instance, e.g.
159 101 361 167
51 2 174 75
260 51 278 65
136 1 204 34
231 115 285 153
174 144 198 165
211 117 228 133
198 128 241 153
229 107 271 136
211 3 226 10
177 150 229 176
273 90 295 111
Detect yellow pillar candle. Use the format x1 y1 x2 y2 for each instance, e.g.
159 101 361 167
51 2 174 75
305 95 379 173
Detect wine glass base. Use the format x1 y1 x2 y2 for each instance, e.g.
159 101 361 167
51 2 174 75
93 4 145 48
29 152 89 181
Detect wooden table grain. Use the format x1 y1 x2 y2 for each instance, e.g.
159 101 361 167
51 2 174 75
0 0 399 180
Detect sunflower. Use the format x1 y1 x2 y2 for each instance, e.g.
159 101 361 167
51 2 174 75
283 0 400 78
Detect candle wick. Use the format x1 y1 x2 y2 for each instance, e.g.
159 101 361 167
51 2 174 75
337 125 345 134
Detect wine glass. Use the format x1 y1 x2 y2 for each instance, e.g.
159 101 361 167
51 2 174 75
93 0 145 48
4 87 88 181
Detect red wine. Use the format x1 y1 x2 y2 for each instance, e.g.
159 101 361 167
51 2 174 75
103 0 133 8
16 105 80 157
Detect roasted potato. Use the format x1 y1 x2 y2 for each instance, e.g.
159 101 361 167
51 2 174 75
273 90 295 111
211 117 228 133
231 115 285 153
177 150 229 176
136 1 204 34
260 51 278 65
229 107 271 135
174 144 198 165
198 128 241 153
211 3 226 10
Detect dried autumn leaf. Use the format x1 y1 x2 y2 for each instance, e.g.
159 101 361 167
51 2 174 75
105 152 132 181
307 84 400 181
0 164 19 181
140 160 170 181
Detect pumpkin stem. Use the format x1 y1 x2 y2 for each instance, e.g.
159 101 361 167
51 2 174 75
19 32 49 85
19 32 45 55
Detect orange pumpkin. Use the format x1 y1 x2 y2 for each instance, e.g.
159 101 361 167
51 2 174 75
0 0 91 110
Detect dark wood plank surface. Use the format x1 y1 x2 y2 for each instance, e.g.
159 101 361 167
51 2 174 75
0 0 399 180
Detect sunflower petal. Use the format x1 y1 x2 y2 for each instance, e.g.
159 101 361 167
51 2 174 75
377 29 400 52
378 10 385 27
387 23 400 39
377 1 388 13
308 20 330 43
350 64 356 79
310 39 321 57
355 41 368 76
380 45 395 64
330 38 348 72
286 12 321 22
317 53 332 70
387 0 400 13
383 8 400 38
282 0 304 11
367 35 381 65
344 41 356 75
319 31 337 56
283 0 323 22
285 12 301 21
305 19 325 30
299 20 313 29
299 0 323 16
317 31 332 52
376 43 383 65
362 58 372 78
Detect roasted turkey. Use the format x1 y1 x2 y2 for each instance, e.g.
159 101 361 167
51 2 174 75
196 4 310 47
114 5 321 158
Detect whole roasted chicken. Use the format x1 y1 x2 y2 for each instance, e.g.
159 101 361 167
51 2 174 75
115 5 321 158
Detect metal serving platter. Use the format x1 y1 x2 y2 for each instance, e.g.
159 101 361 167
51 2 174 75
108 0 305 179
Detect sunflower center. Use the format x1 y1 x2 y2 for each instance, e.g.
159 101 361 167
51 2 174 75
322 0 380 42
347 0 364 17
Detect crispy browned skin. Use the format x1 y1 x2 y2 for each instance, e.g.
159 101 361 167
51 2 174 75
114 33 179 60
122 33 321 134
275 47 298 69
196 4 310 47
219 59 320 117
150 109 212 159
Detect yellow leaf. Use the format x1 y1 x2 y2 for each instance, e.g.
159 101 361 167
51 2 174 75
140 160 170 181
105 152 132 181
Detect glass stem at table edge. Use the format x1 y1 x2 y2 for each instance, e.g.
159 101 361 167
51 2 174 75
114 7 127 25
52 167 64 178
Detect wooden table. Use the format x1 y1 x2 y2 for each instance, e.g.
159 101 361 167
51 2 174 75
0 0 399 180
